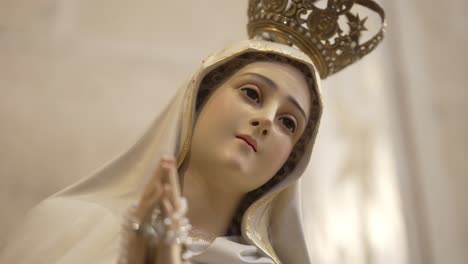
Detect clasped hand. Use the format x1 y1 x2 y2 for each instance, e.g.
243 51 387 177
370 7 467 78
123 156 190 264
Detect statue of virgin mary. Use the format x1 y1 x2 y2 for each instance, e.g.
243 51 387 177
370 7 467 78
0 1 385 263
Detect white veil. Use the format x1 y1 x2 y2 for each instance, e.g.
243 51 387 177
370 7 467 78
0 40 323 264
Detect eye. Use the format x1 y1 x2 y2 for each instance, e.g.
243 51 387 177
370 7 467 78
279 116 297 133
240 86 261 104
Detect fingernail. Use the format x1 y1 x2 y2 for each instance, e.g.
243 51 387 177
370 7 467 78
161 155 175 164
161 162 173 170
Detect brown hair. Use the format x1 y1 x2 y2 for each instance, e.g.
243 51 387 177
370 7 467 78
195 52 321 236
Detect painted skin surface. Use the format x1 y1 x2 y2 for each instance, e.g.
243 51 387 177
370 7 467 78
189 61 311 193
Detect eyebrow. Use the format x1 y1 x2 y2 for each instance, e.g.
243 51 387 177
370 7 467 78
239 72 308 121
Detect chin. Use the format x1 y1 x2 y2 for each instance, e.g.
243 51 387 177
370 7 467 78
212 149 269 192
219 147 249 173
209 143 257 180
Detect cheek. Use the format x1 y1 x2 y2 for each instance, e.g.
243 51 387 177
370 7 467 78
206 93 226 109
204 89 250 128
193 89 246 147
198 91 231 125
267 141 292 169
204 89 239 116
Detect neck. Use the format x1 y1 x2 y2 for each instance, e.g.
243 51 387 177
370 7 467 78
180 162 244 239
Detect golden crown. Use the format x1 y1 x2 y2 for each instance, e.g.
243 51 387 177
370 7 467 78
247 0 386 79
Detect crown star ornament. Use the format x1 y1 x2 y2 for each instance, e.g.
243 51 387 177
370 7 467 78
247 0 386 79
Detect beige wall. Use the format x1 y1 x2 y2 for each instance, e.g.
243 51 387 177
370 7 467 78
387 0 468 263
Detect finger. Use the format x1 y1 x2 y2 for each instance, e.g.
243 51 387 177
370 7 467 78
137 159 171 220
164 160 182 210
152 158 169 184
141 173 163 204
161 197 174 216
160 158 175 182
142 178 160 200
162 183 178 212
147 183 164 207
141 159 167 201
144 162 173 206
159 158 179 209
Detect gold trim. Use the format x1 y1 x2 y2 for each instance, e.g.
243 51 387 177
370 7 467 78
177 79 197 169
244 189 285 264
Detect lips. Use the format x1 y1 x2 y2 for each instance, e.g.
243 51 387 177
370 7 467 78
236 134 258 152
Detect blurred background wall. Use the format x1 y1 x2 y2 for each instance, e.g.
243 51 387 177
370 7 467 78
0 0 466 263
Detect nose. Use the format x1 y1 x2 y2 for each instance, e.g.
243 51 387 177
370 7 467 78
250 119 272 136
250 116 274 136
250 102 277 136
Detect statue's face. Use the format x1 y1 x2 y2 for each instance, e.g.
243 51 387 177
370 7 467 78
190 61 311 193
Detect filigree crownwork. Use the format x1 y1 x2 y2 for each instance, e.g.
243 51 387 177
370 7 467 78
264 0 288 13
247 0 386 79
